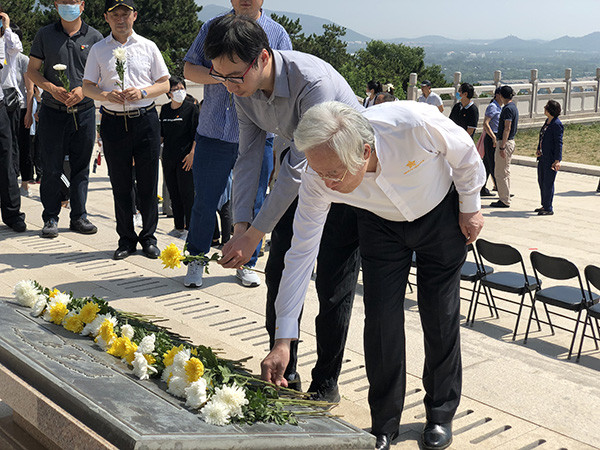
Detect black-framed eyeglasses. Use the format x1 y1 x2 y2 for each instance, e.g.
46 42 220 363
209 57 257 85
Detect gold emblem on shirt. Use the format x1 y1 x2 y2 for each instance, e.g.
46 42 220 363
404 160 424 174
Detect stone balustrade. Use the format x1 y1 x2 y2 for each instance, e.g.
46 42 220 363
408 69 600 130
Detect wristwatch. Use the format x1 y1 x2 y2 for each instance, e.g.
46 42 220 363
141 89 148 99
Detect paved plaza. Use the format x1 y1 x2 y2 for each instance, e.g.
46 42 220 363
0 155 599 449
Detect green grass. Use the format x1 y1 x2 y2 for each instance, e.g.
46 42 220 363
476 122 600 166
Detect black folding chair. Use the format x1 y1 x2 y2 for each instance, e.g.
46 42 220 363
475 239 541 340
463 243 496 324
576 265 600 361
526 251 588 360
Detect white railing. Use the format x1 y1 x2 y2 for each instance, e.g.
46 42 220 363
407 69 600 129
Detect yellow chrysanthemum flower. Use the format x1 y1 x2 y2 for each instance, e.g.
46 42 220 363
63 314 84 333
48 288 59 299
49 303 68 325
185 357 204 383
107 336 131 358
144 354 156 365
99 320 115 342
79 302 100 324
190 347 198 356
159 243 183 269
123 341 138 365
163 344 184 367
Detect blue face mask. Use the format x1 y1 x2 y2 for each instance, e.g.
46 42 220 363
57 4 82 22
455 91 462 100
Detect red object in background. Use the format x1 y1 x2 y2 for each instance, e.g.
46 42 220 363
97 153 102 166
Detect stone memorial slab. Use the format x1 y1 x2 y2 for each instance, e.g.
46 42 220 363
0 300 374 449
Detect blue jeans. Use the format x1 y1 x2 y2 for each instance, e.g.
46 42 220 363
187 135 238 255
247 136 274 268
38 104 95 223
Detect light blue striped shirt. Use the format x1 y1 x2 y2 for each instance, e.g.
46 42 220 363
183 10 292 143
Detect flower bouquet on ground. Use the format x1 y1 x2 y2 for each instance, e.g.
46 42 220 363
12 280 335 426
53 64 78 130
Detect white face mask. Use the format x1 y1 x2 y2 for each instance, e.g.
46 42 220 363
171 89 187 103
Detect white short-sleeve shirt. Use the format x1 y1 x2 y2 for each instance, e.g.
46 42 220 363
418 91 443 107
83 31 169 111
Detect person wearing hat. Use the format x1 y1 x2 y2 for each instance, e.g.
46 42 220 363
27 0 103 239
82 0 170 260
418 80 444 113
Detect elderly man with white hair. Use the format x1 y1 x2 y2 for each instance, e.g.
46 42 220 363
260 100 485 450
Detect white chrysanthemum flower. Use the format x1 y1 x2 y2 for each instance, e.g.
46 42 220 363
172 348 191 369
137 334 155 354
121 324 134 340
42 292 71 322
112 47 127 63
202 399 231 426
31 296 48 317
95 333 114 350
82 313 116 337
166 375 188 398
185 378 208 409
213 384 248 418
53 63 67 71
13 280 41 307
132 352 157 380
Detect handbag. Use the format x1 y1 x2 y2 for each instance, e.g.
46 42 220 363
475 133 485 158
2 87 20 112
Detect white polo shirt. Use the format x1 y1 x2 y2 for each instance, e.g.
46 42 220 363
418 91 443 108
83 31 169 111
274 101 485 340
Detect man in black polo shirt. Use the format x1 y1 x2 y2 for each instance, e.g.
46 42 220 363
449 82 479 138
27 0 102 239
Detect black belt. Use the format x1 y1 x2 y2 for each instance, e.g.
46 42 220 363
44 101 95 113
101 103 155 118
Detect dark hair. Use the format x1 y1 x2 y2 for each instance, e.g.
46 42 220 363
374 92 396 105
499 85 514 100
459 83 475 99
11 22 22 41
169 75 186 90
545 99 561 117
204 14 272 65
367 79 382 94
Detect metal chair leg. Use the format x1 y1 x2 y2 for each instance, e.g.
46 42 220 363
470 284 486 327
465 280 478 324
591 316 599 350
576 313 591 362
523 297 537 345
567 309 584 360
543 303 555 335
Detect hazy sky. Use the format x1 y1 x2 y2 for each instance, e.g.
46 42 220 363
205 0 599 40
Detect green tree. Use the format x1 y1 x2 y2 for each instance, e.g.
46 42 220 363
271 14 349 71
1 0 46 54
35 0 202 76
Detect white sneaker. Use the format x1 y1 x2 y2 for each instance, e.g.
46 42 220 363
184 260 204 288
133 212 143 228
236 267 261 287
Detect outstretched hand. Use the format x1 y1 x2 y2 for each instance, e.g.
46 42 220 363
260 339 292 387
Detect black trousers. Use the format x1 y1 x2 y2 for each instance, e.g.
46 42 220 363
0 103 24 226
483 134 496 188
265 200 360 392
537 158 557 212
356 188 466 435
38 104 95 222
100 110 160 249
17 108 34 182
162 155 194 230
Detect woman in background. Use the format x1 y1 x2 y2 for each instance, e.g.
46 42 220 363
535 99 563 216
363 79 382 108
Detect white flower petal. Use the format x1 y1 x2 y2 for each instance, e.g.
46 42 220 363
53 64 67 71
202 399 231 426
13 280 41 307
185 378 208 409
138 334 155 354
121 324 134 340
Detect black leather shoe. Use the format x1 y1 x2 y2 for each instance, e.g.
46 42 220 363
9 220 26 232
534 207 544 212
142 243 160 259
114 247 136 260
70 217 98 234
489 200 509 208
422 421 452 449
480 187 494 197
310 384 340 403
538 209 554 215
375 430 398 450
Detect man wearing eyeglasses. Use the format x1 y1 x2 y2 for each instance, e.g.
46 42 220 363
182 0 291 289
205 15 363 404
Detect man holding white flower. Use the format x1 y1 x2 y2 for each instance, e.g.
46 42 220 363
82 0 169 260
27 0 102 238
